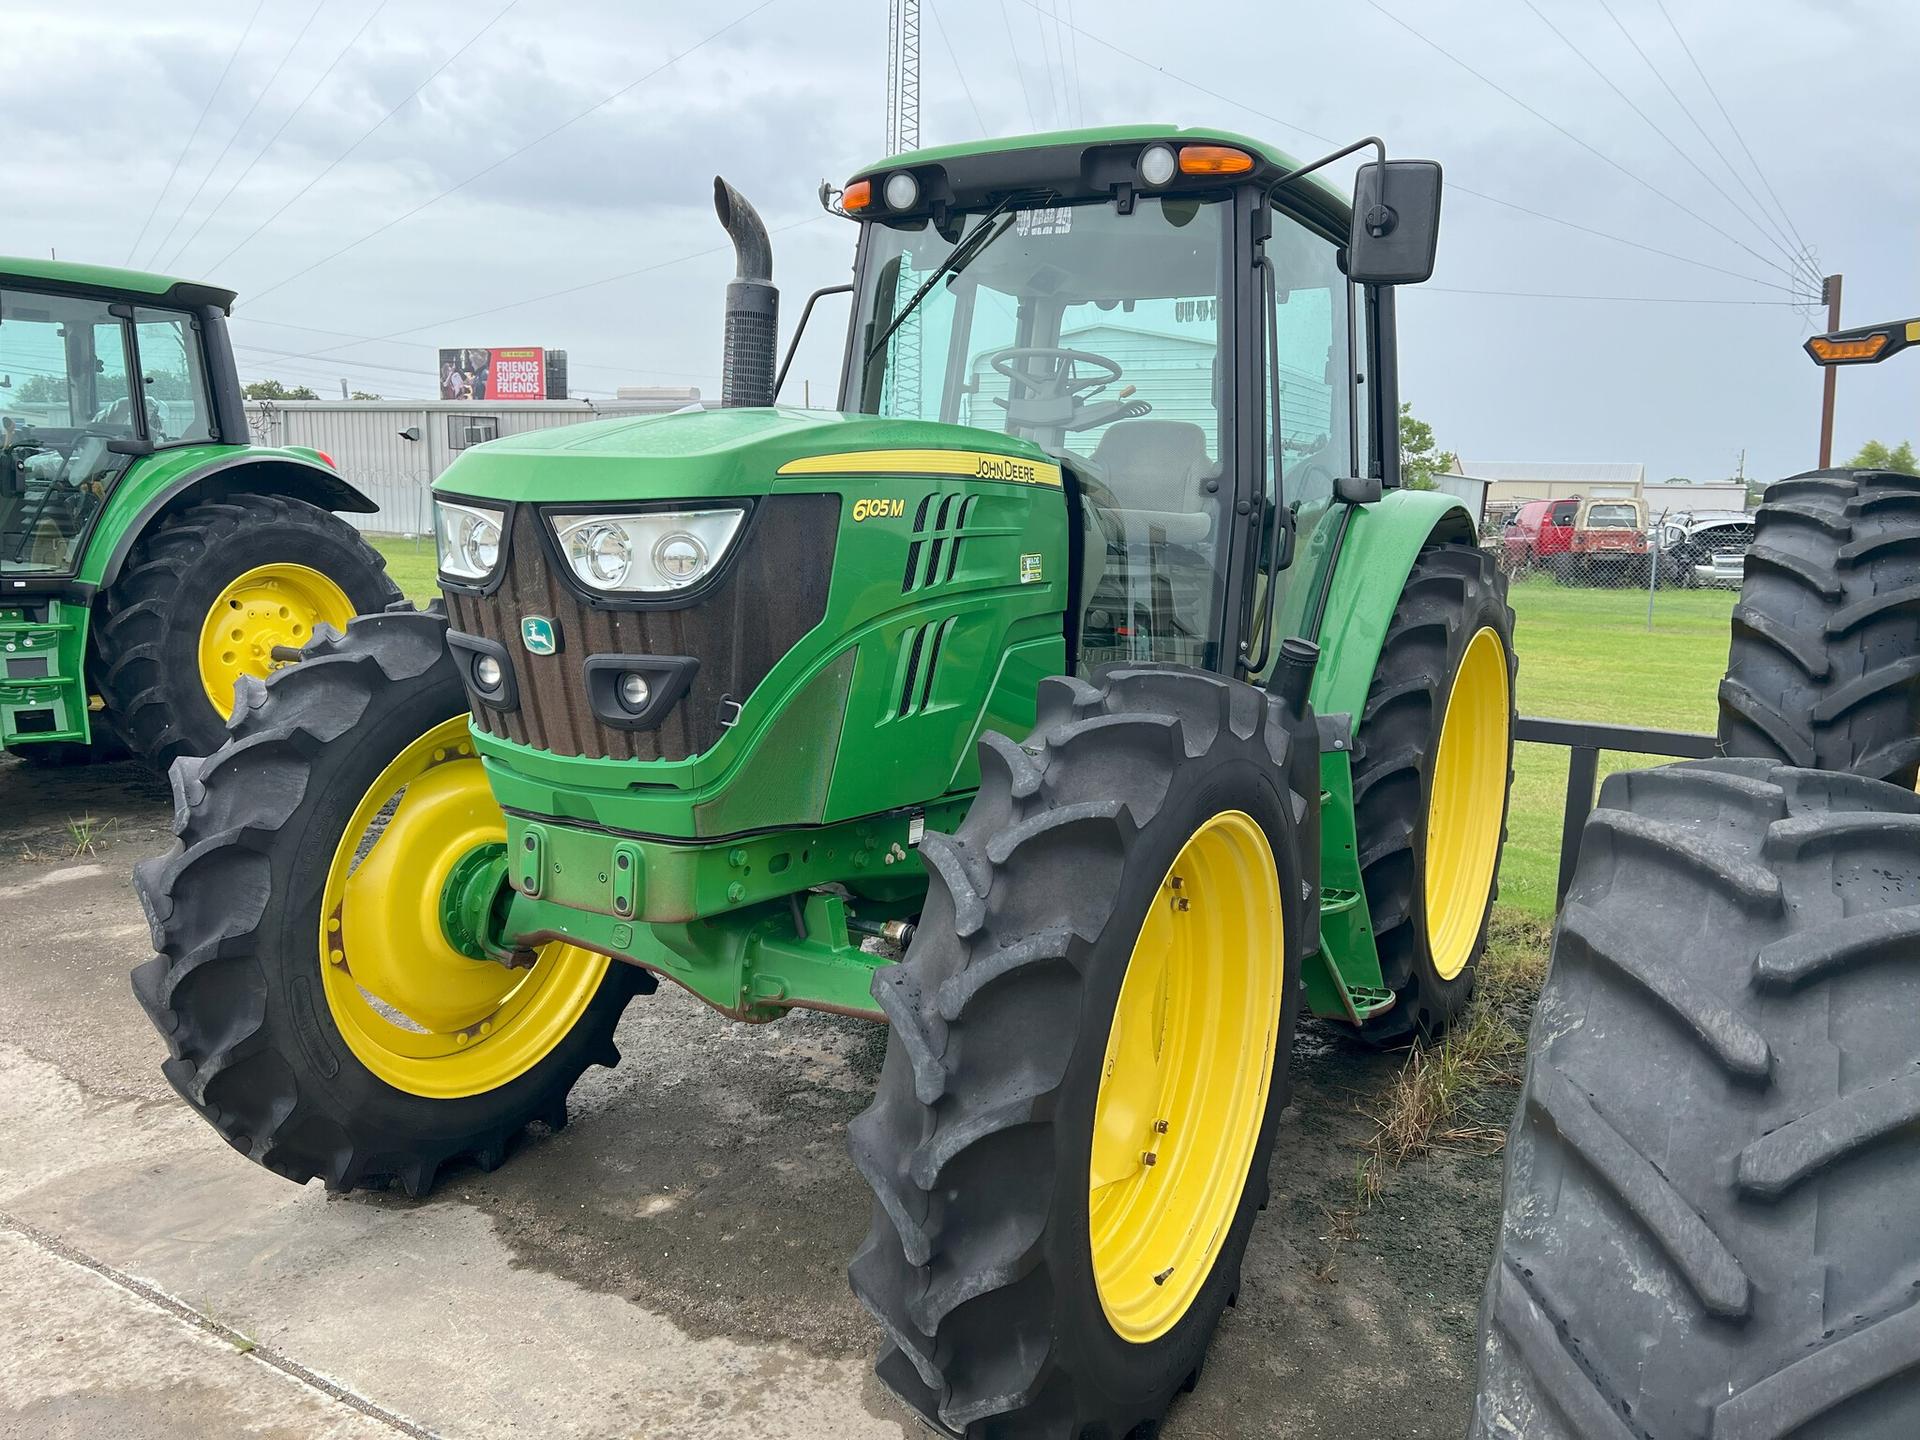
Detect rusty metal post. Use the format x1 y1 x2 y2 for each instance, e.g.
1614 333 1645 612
1819 274 1843 467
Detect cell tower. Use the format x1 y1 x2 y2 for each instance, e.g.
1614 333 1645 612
886 0 921 155
883 0 922 417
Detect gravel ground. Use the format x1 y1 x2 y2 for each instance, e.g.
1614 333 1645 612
0 749 1511 1439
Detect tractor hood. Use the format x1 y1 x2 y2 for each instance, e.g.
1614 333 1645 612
434 407 1056 505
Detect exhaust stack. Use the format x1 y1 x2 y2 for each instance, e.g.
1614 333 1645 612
713 177 779 408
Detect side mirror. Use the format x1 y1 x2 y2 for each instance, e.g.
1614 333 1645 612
1347 160 1442 285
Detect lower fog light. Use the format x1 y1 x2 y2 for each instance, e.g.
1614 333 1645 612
473 654 503 692
619 673 651 710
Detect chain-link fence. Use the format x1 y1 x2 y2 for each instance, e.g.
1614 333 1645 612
1477 499 1750 918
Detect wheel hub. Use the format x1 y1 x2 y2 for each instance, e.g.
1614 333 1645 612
197 563 355 716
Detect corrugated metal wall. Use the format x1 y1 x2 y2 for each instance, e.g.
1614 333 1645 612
245 401 679 535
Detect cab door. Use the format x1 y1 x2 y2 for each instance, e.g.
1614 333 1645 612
1252 201 1359 678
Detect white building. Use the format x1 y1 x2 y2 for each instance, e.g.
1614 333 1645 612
245 395 702 535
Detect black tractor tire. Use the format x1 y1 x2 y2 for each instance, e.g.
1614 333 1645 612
1349 540 1517 1046
98 492 400 772
1719 467 1920 787
1471 758 1920 1439
131 606 649 1197
848 665 1315 1439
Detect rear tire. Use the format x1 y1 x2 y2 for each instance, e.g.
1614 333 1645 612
1349 541 1516 1046
98 493 400 771
1472 758 1920 1438
132 607 647 1196
1718 468 1920 786
848 665 1314 1438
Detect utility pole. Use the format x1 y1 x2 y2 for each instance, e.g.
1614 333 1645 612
1819 274 1842 468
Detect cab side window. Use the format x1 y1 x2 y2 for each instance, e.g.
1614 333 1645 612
133 309 215 445
1264 211 1354 511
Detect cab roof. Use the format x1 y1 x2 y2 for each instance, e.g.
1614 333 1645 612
0 256 237 312
852 124 1351 228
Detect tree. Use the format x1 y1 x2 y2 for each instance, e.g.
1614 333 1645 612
349 390 382 401
14 374 67 404
1846 439 1918 476
1398 401 1457 491
242 378 319 401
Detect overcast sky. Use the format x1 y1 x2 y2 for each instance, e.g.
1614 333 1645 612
10 0 1916 482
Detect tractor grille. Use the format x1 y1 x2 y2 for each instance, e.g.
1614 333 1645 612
445 495 837 761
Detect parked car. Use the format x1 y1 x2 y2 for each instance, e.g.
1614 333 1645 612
1657 509 1754 588
1499 497 1578 576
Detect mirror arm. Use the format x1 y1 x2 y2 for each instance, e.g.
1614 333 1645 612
1262 135 1386 208
773 283 854 402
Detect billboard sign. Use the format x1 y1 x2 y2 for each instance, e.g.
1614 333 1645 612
438 347 569 400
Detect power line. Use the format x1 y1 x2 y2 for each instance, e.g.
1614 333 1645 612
144 1 330 270
125 0 267 266
1062 0 1085 127
239 0 785 308
1649 0 1815 265
997 0 1039 130
929 3 989 138
1008 0 1807 298
1593 0 1812 280
203 0 520 277
1515 0 1817 288
1425 286 1804 305
165 0 398 273
1361 0 1815 296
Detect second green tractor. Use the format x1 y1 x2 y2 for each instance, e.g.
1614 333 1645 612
135 126 1516 1437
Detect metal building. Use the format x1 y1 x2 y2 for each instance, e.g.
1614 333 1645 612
245 395 701 535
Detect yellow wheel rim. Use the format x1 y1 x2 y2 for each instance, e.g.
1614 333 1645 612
318 716 611 1099
1423 625 1512 981
198 563 355 716
1089 810 1285 1344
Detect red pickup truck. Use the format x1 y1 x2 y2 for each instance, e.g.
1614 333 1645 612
1500 496 1649 583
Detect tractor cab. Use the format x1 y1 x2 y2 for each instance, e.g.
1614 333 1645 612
836 127 1438 678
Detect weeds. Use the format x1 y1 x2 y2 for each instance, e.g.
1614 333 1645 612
66 814 116 857
1357 909 1552 1200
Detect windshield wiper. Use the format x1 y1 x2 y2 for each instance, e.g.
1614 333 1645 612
865 196 1027 363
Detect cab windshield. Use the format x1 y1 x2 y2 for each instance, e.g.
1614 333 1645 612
849 197 1233 670
1 289 215 576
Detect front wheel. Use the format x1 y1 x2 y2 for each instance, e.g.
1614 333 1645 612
132 608 648 1195
849 666 1313 1438
98 492 401 770
1349 541 1517 1045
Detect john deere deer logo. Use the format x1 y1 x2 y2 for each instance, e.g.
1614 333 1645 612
521 616 559 655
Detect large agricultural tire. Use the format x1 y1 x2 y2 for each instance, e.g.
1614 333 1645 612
132 607 649 1196
1719 467 1920 787
1348 540 1516 1046
1471 758 1920 1439
848 665 1316 1438
98 492 400 771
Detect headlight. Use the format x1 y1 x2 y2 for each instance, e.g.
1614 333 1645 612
549 508 747 594
434 500 506 581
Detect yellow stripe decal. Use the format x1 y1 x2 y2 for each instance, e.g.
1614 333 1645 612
777 448 1063 487
1908 320 1920 343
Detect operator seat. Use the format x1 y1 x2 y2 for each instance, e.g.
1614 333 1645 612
1087 420 1217 545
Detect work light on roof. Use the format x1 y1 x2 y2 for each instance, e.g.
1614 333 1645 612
1138 144 1178 187
884 171 920 211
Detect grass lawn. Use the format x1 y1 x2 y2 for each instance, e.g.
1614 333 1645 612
372 537 1732 920
1501 577 1731 916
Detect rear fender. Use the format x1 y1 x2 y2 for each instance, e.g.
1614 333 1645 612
1306 488 1477 722
83 449 376 590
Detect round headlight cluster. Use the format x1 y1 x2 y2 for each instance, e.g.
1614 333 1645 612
548 508 748 594
433 500 506 581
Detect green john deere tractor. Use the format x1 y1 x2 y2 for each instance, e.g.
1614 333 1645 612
135 126 1516 1437
0 258 397 770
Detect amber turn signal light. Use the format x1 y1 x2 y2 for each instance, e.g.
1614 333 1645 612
1178 145 1255 176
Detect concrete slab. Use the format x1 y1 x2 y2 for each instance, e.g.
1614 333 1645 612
0 752 1507 1438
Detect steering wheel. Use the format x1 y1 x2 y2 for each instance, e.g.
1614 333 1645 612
989 347 1123 401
